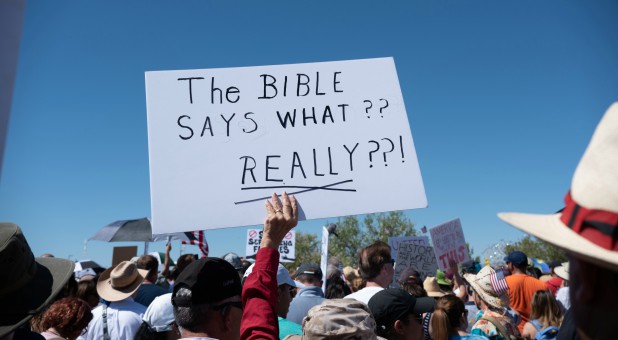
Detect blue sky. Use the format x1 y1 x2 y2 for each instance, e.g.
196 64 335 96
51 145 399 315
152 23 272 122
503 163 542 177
1 1 617 267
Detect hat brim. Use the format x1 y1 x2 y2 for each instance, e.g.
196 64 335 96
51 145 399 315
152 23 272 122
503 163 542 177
97 267 148 302
463 273 508 309
0 258 74 337
498 212 618 271
426 290 445 298
554 266 569 281
412 297 435 314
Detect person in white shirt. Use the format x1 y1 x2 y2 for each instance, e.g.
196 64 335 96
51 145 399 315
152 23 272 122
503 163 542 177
79 261 148 340
345 241 395 305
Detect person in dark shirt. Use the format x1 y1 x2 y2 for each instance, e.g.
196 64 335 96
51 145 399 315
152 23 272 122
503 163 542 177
135 255 168 307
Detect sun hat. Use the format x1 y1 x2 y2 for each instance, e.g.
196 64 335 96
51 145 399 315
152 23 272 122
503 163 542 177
397 267 422 286
244 263 305 288
504 251 528 267
343 266 360 282
423 276 445 297
173 258 241 307
499 103 618 271
0 223 75 337
436 270 452 286
222 252 243 270
463 265 509 309
143 293 174 332
284 299 378 340
368 288 435 334
554 262 569 281
97 261 148 302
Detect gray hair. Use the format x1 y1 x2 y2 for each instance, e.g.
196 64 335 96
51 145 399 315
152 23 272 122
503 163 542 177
173 287 212 334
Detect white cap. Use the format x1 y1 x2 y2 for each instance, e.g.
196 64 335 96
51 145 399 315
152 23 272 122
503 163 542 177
244 263 305 288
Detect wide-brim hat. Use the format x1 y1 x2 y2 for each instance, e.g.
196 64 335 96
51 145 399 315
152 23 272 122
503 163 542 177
464 266 509 309
423 276 445 297
0 223 75 337
97 261 147 302
554 262 569 281
499 103 618 271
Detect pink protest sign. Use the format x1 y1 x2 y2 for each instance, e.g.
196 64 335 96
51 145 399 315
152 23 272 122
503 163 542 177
429 218 470 270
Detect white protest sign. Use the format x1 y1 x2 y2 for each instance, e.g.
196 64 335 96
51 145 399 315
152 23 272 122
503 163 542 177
388 235 430 262
429 218 470 270
246 229 295 262
393 242 438 286
146 58 427 234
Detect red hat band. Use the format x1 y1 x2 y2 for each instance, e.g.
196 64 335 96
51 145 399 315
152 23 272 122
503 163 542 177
561 192 618 251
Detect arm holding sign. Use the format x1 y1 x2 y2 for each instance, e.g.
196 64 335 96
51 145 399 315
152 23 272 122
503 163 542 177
449 260 467 301
241 192 298 340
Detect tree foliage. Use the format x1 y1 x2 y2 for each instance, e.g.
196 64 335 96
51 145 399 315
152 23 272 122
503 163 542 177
503 235 568 262
292 211 418 268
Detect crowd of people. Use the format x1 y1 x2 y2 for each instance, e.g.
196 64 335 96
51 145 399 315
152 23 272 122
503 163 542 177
2 103 618 339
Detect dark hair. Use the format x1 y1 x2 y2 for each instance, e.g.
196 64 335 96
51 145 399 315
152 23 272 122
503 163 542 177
431 295 466 340
325 276 352 299
40 298 93 338
402 282 428 298
359 241 392 280
138 255 160 276
171 254 197 280
134 321 172 340
296 273 322 285
75 279 99 309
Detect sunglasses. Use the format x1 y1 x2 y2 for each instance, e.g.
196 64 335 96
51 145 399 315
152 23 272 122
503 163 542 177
213 301 243 314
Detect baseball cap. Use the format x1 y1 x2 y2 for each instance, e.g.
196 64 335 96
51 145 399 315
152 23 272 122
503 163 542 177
244 263 305 288
504 251 528 267
368 288 435 333
222 252 243 270
296 263 323 281
172 258 241 307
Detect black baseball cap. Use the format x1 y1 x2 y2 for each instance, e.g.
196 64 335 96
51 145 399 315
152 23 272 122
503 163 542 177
368 288 435 331
172 258 241 307
296 263 323 280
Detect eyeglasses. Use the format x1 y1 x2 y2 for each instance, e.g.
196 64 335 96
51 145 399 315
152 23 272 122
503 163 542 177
213 301 243 315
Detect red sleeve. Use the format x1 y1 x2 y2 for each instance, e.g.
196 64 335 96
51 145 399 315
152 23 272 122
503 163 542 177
240 247 280 340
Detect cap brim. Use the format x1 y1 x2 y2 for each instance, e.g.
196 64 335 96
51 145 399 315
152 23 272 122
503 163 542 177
498 212 618 271
412 297 435 314
554 266 569 281
0 258 74 337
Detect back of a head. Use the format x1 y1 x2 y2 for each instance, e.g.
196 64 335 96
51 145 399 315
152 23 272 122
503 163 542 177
171 254 197 280
358 241 391 281
299 299 376 340
431 295 465 340
325 276 352 299
40 297 93 339
530 289 562 327
138 255 160 276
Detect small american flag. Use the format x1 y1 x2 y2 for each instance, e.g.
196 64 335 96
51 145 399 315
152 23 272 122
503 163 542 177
182 230 209 258
489 268 509 294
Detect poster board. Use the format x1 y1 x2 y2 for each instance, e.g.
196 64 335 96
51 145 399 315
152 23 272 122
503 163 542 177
146 57 427 234
388 235 429 262
112 246 138 267
246 229 295 262
393 242 438 286
429 218 470 270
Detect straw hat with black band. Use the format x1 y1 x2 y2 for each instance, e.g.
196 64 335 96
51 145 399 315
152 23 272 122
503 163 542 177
97 261 148 302
499 103 618 271
0 223 75 337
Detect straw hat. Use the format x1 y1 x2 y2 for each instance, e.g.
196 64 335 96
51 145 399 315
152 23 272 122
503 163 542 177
464 266 509 309
554 262 569 281
423 276 445 297
499 103 618 271
97 261 147 302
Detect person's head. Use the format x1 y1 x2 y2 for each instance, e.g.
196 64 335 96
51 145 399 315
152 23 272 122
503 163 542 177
530 290 562 328
435 270 452 293
325 276 352 299
75 279 100 309
222 252 243 278
359 241 394 287
137 255 160 283
295 263 323 287
39 298 93 340
463 265 509 311
0 223 75 338
287 299 378 340
504 251 528 274
171 254 197 280
430 295 467 340
97 261 147 302
172 258 242 340
422 277 445 298
136 293 178 340
368 288 435 340
243 262 302 319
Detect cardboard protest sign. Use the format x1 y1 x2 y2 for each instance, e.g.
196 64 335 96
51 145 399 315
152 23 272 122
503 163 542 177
246 229 295 262
112 246 138 267
146 58 426 234
429 218 470 270
388 236 430 262
393 242 438 286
